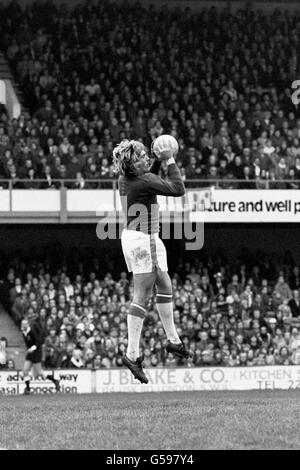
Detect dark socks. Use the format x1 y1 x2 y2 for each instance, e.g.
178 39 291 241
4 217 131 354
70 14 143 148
46 374 57 383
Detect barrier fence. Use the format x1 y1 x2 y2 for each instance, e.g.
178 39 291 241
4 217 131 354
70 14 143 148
1 366 300 395
0 178 299 191
1 185 300 223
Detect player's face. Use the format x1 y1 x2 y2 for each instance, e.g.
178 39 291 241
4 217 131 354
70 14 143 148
133 149 150 175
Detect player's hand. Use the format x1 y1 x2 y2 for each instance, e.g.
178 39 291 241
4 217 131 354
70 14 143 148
155 149 175 161
151 140 175 161
27 346 37 354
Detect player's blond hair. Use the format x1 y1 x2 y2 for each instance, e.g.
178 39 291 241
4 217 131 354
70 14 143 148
112 139 146 176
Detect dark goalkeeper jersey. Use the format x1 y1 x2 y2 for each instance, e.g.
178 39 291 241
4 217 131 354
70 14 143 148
23 322 44 362
118 160 185 234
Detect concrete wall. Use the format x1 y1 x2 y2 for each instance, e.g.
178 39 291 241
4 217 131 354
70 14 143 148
0 0 299 12
0 224 299 263
120 0 300 12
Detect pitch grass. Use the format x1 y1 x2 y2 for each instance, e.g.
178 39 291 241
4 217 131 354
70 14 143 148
0 390 300 450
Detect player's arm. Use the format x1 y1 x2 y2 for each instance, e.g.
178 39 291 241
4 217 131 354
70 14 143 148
144 158 185 197
149 159 162 175
149 141 162 175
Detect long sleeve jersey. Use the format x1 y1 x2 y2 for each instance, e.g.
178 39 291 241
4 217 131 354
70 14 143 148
118 160 185 234
23 323 43 352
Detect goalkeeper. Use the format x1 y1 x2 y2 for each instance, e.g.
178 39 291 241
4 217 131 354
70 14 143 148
113 136 191 384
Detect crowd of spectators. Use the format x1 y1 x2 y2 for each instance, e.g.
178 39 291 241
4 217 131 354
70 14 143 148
1 244 300 369
0 1 300 187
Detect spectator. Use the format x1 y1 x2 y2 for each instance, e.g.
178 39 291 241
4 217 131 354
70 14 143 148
275 346 292 366
273 275 292 302
6 358 15 370
70 349 84 369
0 337 7 369
288 290 300 318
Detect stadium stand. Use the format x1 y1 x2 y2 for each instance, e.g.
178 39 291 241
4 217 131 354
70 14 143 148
1 245 300 369
0 1 300 187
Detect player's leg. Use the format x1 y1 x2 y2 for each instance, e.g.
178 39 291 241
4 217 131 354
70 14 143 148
153 235 181 343
156 270 191 359
127 271 156 360
155 270 181 344
123 270 157 383
33 363 60 392
23 360 33 395
121 229 159 382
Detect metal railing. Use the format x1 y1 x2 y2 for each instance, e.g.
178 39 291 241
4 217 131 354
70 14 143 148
0 179 117 190
0 179 299 190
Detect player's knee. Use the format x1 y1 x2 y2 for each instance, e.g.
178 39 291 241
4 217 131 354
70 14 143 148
156 277 173 303
133 288 152 307
158 285 172 297
157 273 172 294
133 296 149 308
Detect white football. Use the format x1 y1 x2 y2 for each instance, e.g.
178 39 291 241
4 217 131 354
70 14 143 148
152 134 179 159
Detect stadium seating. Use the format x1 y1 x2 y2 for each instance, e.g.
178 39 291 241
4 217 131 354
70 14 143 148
0 2 300 187
1 246 300 369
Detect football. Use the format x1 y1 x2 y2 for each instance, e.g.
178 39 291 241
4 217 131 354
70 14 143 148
152 134 179 160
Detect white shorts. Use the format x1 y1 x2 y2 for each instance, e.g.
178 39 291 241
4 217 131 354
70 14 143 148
121 229 168 274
